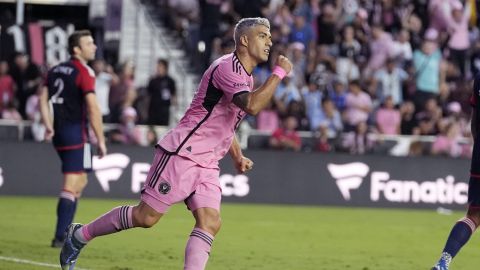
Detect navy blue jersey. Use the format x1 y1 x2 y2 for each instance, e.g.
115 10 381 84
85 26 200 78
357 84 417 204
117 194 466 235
46 58 95 149
470 73 480 175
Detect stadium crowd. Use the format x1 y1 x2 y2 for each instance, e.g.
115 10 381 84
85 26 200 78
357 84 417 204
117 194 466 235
1 0 480 157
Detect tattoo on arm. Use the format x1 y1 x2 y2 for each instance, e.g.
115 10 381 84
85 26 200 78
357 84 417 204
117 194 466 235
233 92 250 111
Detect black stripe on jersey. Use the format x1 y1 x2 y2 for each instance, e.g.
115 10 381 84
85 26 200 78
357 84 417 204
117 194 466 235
233 52 252 76
232 55 240 74
171 65 223 154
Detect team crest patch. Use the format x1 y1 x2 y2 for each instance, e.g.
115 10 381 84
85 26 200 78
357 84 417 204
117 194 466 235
158 181 171 194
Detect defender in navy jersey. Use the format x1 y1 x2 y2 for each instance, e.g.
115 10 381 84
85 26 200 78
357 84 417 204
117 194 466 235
431 73 480 270
40 30 107 248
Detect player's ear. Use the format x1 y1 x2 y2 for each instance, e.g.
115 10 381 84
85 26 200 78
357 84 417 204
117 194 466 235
73 45 82 56
240 35 248 47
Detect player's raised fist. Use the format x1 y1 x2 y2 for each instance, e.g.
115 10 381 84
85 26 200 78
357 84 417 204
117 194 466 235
276 55 292 74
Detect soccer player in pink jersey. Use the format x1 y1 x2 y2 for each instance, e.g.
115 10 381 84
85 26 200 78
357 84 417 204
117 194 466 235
60 17 292 270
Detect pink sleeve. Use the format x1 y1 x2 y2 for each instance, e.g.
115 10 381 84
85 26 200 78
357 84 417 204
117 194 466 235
212 61 250 102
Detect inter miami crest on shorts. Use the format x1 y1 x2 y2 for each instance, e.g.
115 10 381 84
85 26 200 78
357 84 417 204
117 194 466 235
158 181 171 194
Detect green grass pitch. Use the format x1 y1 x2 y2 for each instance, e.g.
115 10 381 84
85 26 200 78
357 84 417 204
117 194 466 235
0 196 479 270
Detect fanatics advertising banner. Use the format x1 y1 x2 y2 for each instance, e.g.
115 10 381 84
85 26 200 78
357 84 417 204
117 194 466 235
0 141 472 210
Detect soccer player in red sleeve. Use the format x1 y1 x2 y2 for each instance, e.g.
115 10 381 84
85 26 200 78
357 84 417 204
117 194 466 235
431 74 480 270
39 30 107 248
59 18 292 270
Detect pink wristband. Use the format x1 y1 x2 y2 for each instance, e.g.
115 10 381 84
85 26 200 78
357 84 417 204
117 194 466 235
272 66 287 80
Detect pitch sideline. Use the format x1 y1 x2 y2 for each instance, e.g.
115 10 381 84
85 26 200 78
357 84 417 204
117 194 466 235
0 255 90 270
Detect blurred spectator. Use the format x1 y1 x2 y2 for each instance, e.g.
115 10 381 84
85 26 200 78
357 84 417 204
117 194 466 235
147 59 177 126
274 74 301 112
287 99 309 131
25 88 45 141
364 24 395 76
288 42 307 87
372 0 402 33
0 60 16 112
1 100 22 121
471 39 480 76
404 12 424 50
316 2 338 48
375 96 401 135
318 98 343 139
344 80 372 129
336 25 361 83
327 78 347 111
309 45 336 90
110 106 142 145
289 11 315 50
412 29 444 111
351 7 371 55
198 0 224 70
92 59 116 123
400 100 417 135
408 140 425 156
256 100 280 132
269 115 302 151
445 1 471 78
9 52 42 119
109 61 136 123
392 29 413 64
341 121 375 154
302 80 322 131
145 126 158 147
371 57 408 105
314 125 332 152
431 122 462 157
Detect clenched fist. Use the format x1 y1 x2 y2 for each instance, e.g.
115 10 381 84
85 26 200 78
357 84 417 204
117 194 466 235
276 55 293 74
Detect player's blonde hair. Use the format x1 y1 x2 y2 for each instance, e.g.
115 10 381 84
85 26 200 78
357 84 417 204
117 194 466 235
234 17 270 47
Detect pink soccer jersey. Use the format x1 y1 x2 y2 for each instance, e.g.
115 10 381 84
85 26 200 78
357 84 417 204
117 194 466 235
157 53 254 168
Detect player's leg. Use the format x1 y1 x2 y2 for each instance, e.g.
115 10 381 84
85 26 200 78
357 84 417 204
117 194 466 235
60 148 172 269
60 201 165 270
432 176 480 270
184 181 222 270
52 148 89 247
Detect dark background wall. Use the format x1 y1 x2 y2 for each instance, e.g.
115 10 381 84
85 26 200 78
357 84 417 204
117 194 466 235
0 141 471 210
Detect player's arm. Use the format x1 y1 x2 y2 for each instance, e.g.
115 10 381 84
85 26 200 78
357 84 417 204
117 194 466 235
85 93 107 157
229 136 253 173
472 109 477 139
472 77 479 140
39 86 54 140
233 55 292 116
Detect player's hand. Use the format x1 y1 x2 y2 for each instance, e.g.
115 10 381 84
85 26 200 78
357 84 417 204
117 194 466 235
97 141 107 158
44 127 54 141
234 156 254 174
276 55 293 75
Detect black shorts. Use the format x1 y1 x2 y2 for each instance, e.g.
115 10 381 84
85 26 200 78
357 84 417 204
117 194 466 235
56 143 92 173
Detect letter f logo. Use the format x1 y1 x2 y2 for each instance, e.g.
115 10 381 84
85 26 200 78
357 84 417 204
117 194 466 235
327 162 369 200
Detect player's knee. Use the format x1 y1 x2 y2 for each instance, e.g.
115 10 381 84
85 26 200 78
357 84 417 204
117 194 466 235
197 214 222 235
132 207 161 228
467 208 480 228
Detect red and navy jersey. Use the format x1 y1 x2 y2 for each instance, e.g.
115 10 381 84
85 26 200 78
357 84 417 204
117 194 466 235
46 57 95 149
